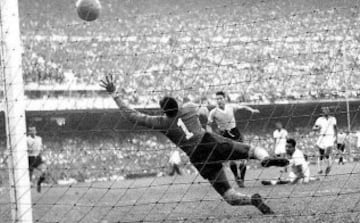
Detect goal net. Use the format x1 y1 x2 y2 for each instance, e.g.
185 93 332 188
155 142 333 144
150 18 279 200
1 0 360 222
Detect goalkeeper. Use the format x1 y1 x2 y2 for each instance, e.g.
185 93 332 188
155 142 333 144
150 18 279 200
100 74 289 214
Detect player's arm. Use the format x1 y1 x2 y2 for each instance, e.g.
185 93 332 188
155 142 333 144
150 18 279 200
207 109 219 133
234 104 259 113
100 74 167 129
291 165 304 184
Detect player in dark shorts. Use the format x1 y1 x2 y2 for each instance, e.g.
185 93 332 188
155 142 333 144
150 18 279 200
100 74 289 214
208 91 259 188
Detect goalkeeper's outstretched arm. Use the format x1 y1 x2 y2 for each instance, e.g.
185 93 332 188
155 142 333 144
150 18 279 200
100 74 167 129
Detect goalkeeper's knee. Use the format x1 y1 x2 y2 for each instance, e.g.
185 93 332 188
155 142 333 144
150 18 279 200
249 147 269 161
223 188 251 206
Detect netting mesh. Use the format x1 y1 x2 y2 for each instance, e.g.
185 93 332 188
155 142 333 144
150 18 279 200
1 0 360 222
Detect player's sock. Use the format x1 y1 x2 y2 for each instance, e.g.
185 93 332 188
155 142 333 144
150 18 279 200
325 166 331 176
251 193 274 215
261 157 289 167
229 162 238 178
37 174 46 193
237 163 246 188
239 163 246 180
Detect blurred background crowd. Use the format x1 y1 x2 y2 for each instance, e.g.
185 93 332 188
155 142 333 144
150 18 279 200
18 0 360 104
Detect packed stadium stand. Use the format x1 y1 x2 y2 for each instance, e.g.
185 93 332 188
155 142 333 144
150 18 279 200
18 0 360 104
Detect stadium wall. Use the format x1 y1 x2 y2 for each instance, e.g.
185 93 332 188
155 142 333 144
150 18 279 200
1 99 359 136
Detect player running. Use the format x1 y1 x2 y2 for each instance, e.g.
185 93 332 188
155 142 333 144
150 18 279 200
100 74 289 215
208 91 259 188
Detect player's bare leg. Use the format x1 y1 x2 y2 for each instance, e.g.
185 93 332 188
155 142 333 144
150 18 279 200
324 147 333 176
238 160 247 188
317 147 324 174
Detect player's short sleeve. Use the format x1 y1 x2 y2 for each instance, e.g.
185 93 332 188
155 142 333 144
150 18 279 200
273 130 277 138
284 130 288 137
332 117 337 126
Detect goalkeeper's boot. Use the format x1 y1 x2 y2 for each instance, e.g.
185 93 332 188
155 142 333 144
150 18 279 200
251 193 275 215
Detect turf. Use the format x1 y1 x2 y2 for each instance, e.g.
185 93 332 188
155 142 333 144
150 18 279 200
1 162 360 223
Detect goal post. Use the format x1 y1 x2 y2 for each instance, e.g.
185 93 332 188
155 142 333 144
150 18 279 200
0 0 33 222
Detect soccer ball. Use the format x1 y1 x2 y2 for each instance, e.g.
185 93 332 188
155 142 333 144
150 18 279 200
76 0 101 22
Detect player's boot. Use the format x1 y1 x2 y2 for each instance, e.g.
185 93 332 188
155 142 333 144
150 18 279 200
251 193 274 215
261 157 289 167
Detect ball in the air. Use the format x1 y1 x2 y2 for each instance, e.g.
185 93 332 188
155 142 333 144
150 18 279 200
76 0 101 22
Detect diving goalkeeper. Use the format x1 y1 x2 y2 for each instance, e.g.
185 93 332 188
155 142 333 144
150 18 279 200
100 74 289 215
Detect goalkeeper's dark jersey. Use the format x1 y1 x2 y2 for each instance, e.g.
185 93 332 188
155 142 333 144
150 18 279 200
114 97 205 154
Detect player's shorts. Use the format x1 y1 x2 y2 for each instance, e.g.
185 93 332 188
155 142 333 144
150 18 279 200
318 148 331 160
316 136 335 150
220 128 244 142
28 156 43 171
189 132 249 184
337 143 345 152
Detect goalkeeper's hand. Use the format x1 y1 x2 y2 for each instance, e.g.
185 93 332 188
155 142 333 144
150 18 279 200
100 74 116 94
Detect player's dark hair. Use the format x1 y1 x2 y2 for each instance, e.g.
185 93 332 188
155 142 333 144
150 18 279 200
159 96 179 118
215 91 226 98
286 138 296 147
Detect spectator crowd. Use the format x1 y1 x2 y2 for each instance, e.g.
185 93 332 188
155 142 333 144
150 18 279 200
16 0 360 104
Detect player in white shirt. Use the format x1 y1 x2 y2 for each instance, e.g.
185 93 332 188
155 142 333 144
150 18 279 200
286 138 311 184
169 150 182 176
27 126 47 192
273 122 288 157
208 91 259 188
262 138 317 186
312 107 337 175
